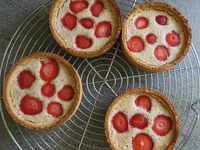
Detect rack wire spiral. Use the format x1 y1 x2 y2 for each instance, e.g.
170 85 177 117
0 0 199 149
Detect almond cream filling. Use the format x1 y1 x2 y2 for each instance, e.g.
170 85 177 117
108 94 175 150
55 0 118 51
126 9 185 66
7 58 76 126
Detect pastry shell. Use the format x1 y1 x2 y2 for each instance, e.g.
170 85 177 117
3 52 82 130
122 2 192 72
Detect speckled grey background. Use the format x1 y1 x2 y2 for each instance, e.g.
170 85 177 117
0 0 200 149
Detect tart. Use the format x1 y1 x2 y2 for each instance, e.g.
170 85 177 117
50 0 121 58
105 88 180 150
122 2 192 72
3 53 82 130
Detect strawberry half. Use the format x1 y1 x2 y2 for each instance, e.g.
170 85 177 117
112 112 128 133
146 33 157 44
61 13 77 30
47 102 63 118
154 45 169 61
135 17 149 29
166 31 180 47
41 82 55 97
58 85 75 101
40 58 59 81
90 0 104 17
75 35 93 49
127 36 145 52
94 21 111 38
69 0 88 14
80 18 94 29
129 114 148 129
155 15 168 25
17 70 36 89
132 133 153 150
20 95 43 115
152 115 173 136
135 95 151 112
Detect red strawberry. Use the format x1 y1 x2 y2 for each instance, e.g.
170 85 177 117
17 70 35 89
154 45 169 61
135 95 151 112
90 0 104 17
94 21 111 38
112 112 128 133
58 85 75 101
152 115 173 136
132 133 153 150
127 36 145 52
80 18 94 29
75 35 92 49
40 58 59 81
146 33 157 44
41 82 55 97
20 95 42 115
166 31 180 47
155 15 168 25
69 0 88 14
61 13 77 30
129 114 148 129
47 102 63 118
135 17 149 29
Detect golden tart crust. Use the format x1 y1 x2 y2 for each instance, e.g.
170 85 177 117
3 52 82 130
122 2 192 72
105 88 180 150
49 0 122 58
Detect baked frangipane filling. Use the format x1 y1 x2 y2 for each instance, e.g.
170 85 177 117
106 90 179 150
5 55 79 128
54 0 119 51
125 9 185 66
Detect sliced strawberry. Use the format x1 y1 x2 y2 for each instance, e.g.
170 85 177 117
69 0 88 14
166 31 180 47
41 82 55 97
132 133 153 150
80 18 94 29
135 17 149 29
94 21 111 38
61 13 77 30
75 35 92 49
17 70 35 89
129 114 148 129
20 95 42 115
155 15 168 25
47 102 63 118
90 0 104 17
135 95 151 112
58 85 75 101
152 115 173 136
112 112 128 133
146 33 157 44
154 45 169 61
40 58 59 81
127 36 145 52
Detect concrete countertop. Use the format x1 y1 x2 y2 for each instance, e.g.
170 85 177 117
0 0 199 149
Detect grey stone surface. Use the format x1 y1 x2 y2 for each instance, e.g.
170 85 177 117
0 0 199 149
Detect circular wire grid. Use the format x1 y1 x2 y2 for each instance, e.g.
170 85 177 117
0 0 200 149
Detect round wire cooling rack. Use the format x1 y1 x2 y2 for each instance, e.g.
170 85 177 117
0 0 200 149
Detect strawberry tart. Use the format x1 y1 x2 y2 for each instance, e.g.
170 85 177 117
122 2 192 72
50 0 121 58
105 88 180 150
3 53 82 130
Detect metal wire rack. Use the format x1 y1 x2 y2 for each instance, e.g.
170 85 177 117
0 0 199 149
